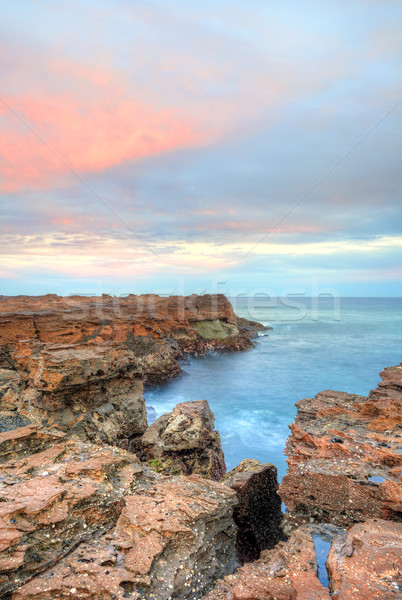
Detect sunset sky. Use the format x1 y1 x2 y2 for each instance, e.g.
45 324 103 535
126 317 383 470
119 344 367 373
1 0 401 297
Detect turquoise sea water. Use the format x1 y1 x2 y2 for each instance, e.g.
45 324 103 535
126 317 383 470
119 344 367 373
144 297 402 480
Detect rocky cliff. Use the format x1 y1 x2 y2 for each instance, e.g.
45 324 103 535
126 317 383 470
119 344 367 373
0 293 260 449
0 293 271 599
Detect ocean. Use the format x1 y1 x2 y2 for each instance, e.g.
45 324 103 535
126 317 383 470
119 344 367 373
144 297 402 480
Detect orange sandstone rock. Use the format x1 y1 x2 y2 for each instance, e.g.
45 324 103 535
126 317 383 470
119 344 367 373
10 475 237 600
279 366 402 530
0 294 258 448
205 525 331 600
327 518 402 599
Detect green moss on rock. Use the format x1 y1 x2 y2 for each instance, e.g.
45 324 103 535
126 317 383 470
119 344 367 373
191 319 239 340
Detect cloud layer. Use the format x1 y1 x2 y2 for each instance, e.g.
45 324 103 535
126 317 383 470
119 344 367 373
1 0 401 295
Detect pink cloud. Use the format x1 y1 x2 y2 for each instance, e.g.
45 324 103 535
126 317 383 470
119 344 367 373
0 87 199 191
0 24 331 194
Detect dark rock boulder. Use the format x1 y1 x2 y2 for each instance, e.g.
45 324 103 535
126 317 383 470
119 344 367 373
223 459 283 563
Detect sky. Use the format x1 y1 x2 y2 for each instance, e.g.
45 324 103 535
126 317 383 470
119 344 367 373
1 0 401 297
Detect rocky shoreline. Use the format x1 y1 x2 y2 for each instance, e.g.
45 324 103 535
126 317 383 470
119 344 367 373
0 293 264 447
0 294 401 599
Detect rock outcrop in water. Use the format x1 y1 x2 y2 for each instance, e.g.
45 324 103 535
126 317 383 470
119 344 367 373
0 294 259 448
279 364 402 530
142 400 226 480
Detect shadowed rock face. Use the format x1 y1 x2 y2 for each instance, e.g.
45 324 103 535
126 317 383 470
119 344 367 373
223 459 283 563
0 294 258 448
0 424 238 600
279 364 402 530
142 400 226 481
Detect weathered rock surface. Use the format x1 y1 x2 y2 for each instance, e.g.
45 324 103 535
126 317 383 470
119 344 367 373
0 294 258 447
279 364 402 530
12 475 237 600
205 518 402 599
223 459 283 563
205 525 331 600
0 423 238 599
142 400 226 481
327 518 402 599
0 426 144 596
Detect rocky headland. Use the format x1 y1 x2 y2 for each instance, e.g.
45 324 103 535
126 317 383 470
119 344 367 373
0 293 401 599
0 293 262 449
